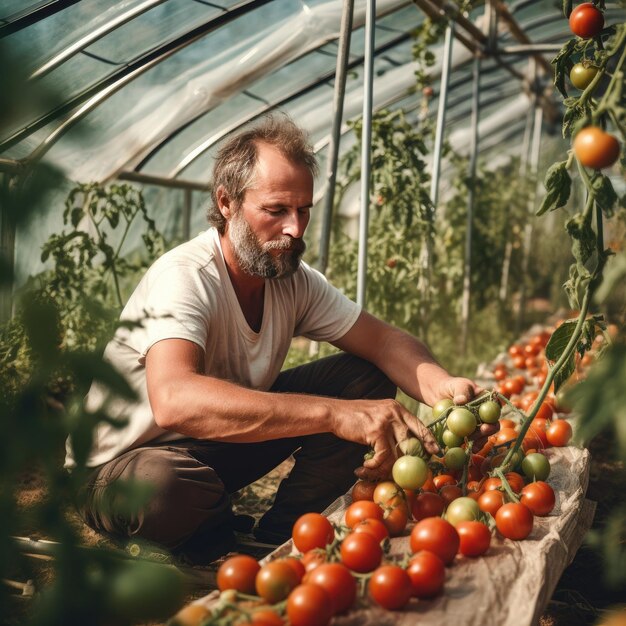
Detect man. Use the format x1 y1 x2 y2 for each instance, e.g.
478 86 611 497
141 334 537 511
68 115 482 560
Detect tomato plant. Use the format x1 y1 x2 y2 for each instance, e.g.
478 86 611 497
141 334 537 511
410 517 460 564
256 561 300 603
292 513 335 553
569 3 604 38
546 419 573 446
345 500 384 528
573 127 621 170
520 481 556 516
369 565 413 610
495 503 534 540
307 563 357 614
217 554 260 594
286 583 333 626
340 531 383 573
407 550 446 598
456 521 491 557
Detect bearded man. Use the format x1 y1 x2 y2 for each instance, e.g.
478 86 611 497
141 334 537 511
68 115 486 562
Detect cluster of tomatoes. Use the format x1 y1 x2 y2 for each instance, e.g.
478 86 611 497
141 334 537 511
567 3 621 170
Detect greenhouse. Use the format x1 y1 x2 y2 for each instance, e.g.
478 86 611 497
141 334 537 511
1 0 625 625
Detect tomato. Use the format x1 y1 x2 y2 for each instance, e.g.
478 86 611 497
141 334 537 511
533 402 554 421
570 63 599 89
351 480 377 501
407 550 445 598
286 583 332 626
546 419 573 446
442 429 464 448
478 400 501 424
217 554 260 594
432 474 456 490
495 427 519 445
432 398 454 419
446 408 476 438
499 418 517 429
238 609 285 626
392 455 428 490
530 418 550 447
410 517 460 565
344 500 383 528
445 497 480 526
478 489 505 516
512 354 526 370
373 481 401 506
292 513 334 553
504 472 525 494
412 491 446 521
354 517 389 543
483 476 502 491
555 387 572 413
169 604 212 626
569 3 604 38
493 364 508 381
508 344 524 358
301 549 326 573
574 127 621 169
340 532 383 573
439 484 463 506
307 563 357 614
456 521 491 557
421 470 438 493
495 502 534 540
368 565 413 610
520 481 556 516
256 561 300 603
444 447 467 470
521 452 551 481
382 499 409 536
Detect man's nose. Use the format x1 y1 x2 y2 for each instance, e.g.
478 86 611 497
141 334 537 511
282 211 308 239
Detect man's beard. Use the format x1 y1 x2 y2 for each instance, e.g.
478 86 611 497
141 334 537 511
229 210 306 278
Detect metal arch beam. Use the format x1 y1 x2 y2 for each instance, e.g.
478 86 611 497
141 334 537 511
0 0 80 38
154 31 414 179
0 0 274 153
29 0 171 79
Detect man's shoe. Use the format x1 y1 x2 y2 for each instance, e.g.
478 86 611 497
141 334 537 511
174 523 237 566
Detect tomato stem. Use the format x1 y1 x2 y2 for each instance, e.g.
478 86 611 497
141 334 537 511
494 468 520 504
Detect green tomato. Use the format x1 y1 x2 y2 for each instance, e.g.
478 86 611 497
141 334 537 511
444 447 467 471
478 400 501 424
446 497 480 526
432 398 454 420
442 429 463 448
521 453 551 481
392 455 428 490
398 437 426 459
446 408 476 438
570 63 599 90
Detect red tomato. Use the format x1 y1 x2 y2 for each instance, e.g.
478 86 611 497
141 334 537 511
340 532 383 573
278 557 305 583
534 402 554 421
483 477 502 491
504 472 525 494
256 561 300 603
292 513 334 553
368 565 413 610
373 481 401 505
546 419 573 446
344 500 383 528
353 518 389 543
478 489 505 516
286 583 333 626
508 344 524 357
407 550 446 598
412 492 446 521
237 608 285 626
493 364 508 381
495 427 519 445
530 418 550 447
456 521 491 557
495 503 534 540
499 418 517 430
512 355 526 370
439 484 463 506
574 127 621 169
433 474 457 490
307 563 357 614
410 517 460 565
520 481 556 516
421 470 438 493
217 554 260 594
382 500 409 537
351 480 378 501
300 549 326 573
524 343 541 357
569 3 604 38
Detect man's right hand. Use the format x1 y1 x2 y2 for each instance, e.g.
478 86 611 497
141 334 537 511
329 398 439 482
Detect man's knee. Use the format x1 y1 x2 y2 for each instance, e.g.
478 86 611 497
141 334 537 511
342 357 396 401
84 446 231 549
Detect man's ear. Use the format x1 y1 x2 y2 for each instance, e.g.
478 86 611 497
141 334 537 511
216 186 232 219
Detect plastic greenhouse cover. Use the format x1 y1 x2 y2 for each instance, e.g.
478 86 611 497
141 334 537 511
27 0 409 183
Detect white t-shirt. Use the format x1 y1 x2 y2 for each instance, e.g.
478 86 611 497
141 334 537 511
65 228 361 468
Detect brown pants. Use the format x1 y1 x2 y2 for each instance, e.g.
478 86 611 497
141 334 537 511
78 353 396 551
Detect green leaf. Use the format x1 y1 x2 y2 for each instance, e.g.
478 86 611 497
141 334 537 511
592 175 618 216
563 0 573 17
566 212 596 265
552 39 577 99
553 352 576 393
537 161 571 215
545 319 577 362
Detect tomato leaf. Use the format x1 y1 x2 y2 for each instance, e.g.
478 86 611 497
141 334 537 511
553 353 576 393
566 212 596 266
552 40 577 99
592 175 618 217
537 161 571 215
562 0 573 17
545 320 577 362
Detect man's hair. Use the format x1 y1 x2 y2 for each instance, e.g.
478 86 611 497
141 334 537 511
208 114 318 234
